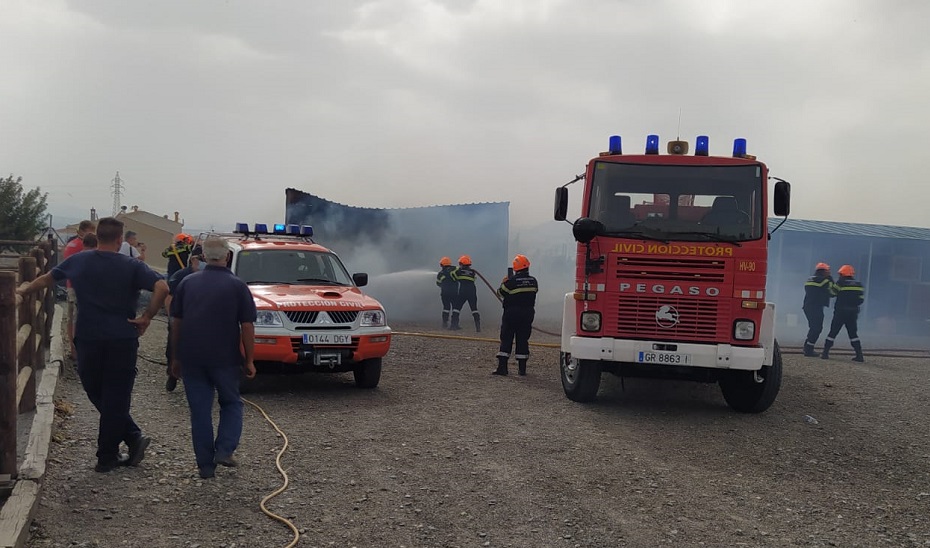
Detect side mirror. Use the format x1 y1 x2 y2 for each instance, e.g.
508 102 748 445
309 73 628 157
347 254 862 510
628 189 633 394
554 187 568 221
572 217 603 244
773 180 791 217
352 273 368 287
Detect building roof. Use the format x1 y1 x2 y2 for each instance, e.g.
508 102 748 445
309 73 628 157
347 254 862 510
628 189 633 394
768 218 930 241
116 210 183 233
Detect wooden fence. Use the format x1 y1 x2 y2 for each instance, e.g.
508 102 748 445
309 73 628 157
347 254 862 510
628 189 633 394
0 239 57 482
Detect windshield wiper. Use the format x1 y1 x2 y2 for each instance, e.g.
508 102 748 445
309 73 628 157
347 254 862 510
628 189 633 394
668 231 744 247
295 278 344 285
246 280 293 285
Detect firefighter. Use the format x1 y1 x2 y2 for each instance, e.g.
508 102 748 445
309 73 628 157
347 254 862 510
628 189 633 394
494 254 538 376
162 233 194 278
802 262 835 357
435 256 457 329
821 264 865 362
450 255 480 332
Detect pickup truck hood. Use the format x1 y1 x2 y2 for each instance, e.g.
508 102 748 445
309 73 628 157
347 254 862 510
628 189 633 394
248 284 383 310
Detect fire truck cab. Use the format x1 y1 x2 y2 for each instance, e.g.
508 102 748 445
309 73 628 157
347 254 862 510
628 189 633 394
209 223 391 388
554 135 791 412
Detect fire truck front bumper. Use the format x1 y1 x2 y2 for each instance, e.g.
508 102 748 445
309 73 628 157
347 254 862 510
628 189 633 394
568 337 766 371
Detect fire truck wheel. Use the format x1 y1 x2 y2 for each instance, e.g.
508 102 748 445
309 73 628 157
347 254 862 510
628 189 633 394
354 358 382 389
560 352 601 402
719 340 783 413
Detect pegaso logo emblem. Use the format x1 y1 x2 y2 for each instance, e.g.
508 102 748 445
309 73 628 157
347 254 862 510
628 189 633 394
655 305 680 329
315 312 333 325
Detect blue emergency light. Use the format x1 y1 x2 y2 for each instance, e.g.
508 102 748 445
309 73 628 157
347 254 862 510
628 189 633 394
287 224 300 235
254 223 268 234
301 225 313 237
695 135 709 156
273 223 286 234
234 222 249 234
733 138 747 157
645 134 660 155
608 135 622 154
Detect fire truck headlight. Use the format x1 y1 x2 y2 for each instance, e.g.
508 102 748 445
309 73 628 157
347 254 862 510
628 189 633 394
580 311 601 332
359 309 386 327
734 320 755 340
255 310 284 327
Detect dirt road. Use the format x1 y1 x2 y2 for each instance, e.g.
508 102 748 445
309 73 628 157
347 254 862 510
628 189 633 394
27 319 930 547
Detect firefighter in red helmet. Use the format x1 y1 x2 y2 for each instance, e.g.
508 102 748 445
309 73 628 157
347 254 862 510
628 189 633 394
822 264 865 362
494 254 538 376
802 262 835 357
450 255 480 332
435 257 457 329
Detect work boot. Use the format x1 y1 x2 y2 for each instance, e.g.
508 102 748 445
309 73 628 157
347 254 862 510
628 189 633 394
821 339 833 360
852 341 865 362
441 311 449 330
474 315 481 333
492 356 508 376
449 313 461 331
517 359 527 376
803 341 817 357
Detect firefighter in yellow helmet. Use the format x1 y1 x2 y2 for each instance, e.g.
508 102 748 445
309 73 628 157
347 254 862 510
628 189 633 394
822 264 865 362
435 257 457 329
493 254 538 376
802 262 835 357
450 255 480 332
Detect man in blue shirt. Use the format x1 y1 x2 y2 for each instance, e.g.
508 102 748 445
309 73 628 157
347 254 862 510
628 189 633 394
18 217 169 473
170 235 257 479
164 245 203 392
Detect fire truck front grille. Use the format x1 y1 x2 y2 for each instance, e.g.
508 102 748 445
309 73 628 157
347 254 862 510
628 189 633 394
614 256 726 283
613 296 728 341
284 311 359 325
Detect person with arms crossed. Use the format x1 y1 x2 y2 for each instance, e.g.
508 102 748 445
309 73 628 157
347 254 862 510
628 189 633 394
170 235 257 479
18 217 168 472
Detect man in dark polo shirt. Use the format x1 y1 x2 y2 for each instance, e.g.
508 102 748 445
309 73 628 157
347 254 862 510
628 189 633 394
170 235 257 479
17 217 169 473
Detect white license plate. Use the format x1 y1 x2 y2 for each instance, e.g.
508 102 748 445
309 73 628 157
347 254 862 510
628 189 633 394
637 351 691 365
302 333 352 345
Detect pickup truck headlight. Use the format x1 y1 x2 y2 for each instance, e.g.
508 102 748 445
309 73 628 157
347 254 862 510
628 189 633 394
580 311 601 332
734 320 755 340
255 310 284 327
359 309 386 327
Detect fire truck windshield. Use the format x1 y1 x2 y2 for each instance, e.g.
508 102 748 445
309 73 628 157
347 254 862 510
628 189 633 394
236 249 355 286
589 162 764 242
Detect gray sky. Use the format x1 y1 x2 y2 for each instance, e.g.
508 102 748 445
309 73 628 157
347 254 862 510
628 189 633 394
3 0 929 231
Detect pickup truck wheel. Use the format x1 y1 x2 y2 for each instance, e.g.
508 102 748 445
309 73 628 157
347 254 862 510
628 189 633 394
719 340 783 413
354 358 382 389
560 352 601 402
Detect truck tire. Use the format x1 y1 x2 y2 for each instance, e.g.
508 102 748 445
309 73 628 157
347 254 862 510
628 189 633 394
719 340 783 413
560 352 601 402
353 358 382 389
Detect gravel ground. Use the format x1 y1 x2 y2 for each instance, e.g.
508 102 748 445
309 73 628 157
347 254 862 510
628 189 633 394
25 317 930 548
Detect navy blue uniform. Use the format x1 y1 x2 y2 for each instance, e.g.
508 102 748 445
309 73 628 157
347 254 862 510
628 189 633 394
451 265 480 332
51 250 161 467
822 276 865 361
802 271 834 355
495 271 538 375
436 265 457 328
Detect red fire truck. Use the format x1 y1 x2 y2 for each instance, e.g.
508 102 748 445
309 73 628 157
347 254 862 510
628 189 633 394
554 134 791 412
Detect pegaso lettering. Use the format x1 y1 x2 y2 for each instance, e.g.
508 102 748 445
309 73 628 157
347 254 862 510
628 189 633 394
610 243 733 257
620 283 721 297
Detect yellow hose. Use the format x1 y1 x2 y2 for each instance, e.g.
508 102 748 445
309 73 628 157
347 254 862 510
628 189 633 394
392 330 561 349
242 397 301 548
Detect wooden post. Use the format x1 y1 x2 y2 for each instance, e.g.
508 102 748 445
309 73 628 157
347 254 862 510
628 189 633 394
17 257 37 413
42 240 57 351
31 248 47 370
0 272 17 478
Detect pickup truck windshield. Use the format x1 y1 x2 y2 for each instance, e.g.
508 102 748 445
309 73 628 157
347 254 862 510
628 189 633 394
588 162 764 242
235 249 354 286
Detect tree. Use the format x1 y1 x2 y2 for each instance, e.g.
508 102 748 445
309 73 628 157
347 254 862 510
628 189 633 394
0 175 48 241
